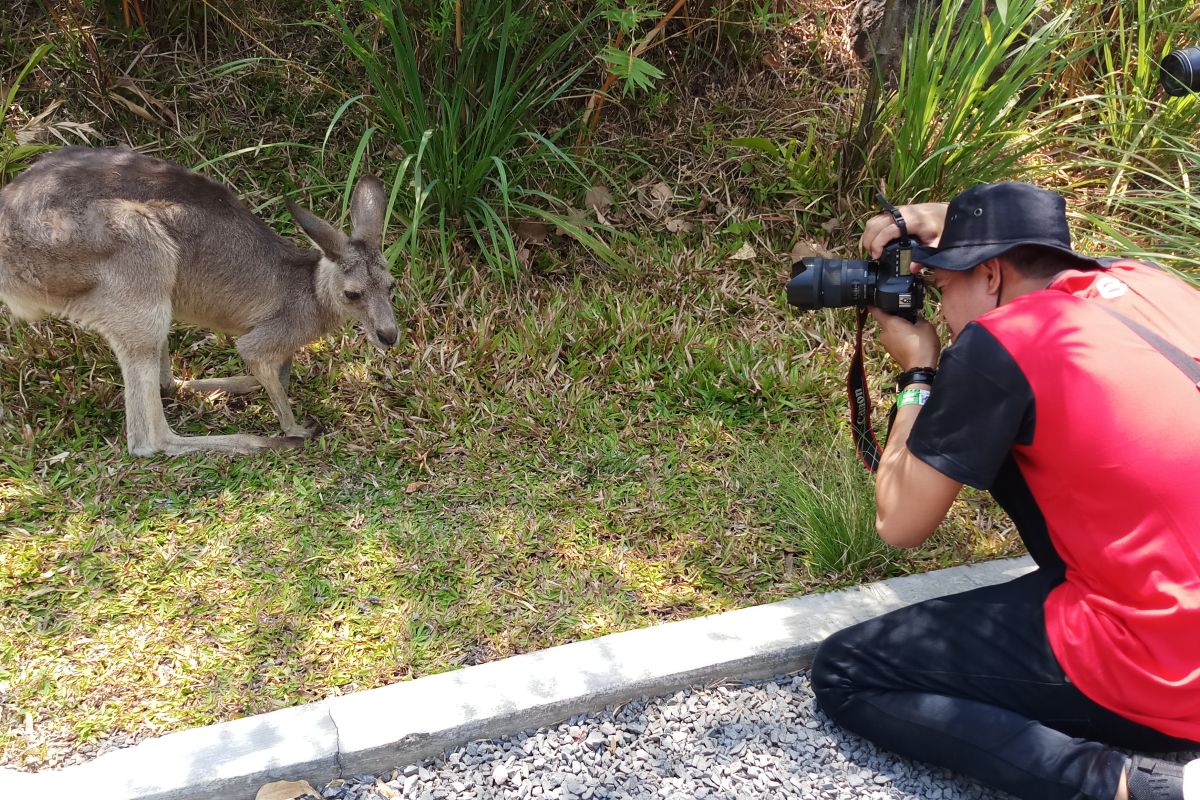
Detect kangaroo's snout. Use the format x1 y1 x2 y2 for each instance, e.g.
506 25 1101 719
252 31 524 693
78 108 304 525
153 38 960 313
358 286 398 350
376 327 398 348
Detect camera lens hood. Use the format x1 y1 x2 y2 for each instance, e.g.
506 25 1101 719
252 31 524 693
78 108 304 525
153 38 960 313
1161 46 1200 97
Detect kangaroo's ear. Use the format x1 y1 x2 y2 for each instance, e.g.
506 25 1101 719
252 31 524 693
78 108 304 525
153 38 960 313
349 175 387 251
287 198 347 260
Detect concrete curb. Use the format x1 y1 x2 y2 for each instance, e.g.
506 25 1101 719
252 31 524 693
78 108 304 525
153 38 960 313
3 556 1035 800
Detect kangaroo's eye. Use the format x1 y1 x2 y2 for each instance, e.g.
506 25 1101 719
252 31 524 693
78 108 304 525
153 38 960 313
344 290 362 302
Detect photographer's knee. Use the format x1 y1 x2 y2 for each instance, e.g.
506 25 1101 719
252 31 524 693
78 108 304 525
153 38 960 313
810 627 860 722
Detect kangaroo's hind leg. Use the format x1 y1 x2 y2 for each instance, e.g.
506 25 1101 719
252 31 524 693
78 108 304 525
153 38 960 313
88 299 184 455
80 292 302 456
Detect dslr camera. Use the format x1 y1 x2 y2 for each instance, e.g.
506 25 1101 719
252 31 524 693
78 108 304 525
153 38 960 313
787 194 924 321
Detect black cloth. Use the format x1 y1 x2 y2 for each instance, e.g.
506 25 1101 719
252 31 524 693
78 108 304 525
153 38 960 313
907 322 1034 490
909 322 1063 572
809 316 1200 800
810 570 1198 800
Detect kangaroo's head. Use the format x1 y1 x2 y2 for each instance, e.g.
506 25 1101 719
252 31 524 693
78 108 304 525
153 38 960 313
287 175 399 349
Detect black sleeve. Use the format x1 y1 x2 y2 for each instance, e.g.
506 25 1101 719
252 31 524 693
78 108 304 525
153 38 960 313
907 322 1035 490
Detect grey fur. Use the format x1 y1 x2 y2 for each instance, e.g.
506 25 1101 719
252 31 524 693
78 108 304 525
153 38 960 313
0 146 399 456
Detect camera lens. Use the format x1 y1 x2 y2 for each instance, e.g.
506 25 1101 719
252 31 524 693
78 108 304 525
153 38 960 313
1161 46 1200 97
787 258 875 310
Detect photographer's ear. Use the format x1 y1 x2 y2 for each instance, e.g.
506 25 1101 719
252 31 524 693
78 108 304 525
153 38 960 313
977 258 1010 307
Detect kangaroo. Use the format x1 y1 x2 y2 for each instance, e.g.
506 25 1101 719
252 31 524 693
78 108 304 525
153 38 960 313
0 146 399 456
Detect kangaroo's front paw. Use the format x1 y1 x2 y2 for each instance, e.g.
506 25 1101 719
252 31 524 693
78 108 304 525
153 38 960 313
283 419 323 439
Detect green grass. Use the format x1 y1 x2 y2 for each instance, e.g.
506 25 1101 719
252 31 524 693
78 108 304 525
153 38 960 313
740 436 901 580
0 42 57 185
330 0 614 275
0 243 1008 766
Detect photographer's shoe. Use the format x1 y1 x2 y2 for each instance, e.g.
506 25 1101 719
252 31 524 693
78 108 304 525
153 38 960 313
1127 756 1200 800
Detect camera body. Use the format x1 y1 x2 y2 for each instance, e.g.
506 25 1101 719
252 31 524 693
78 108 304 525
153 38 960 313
787 238 925 321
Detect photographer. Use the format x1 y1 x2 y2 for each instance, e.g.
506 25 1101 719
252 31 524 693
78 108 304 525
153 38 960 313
809 182 1200 800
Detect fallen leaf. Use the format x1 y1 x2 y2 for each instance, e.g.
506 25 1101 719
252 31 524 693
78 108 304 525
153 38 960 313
256 780 321 800
107 92 161 125
584 185 613 213
516 245 533 270
649 182 674 204
405 481 434 494
790 240 836 261
109 77 177 127
515 221 549 243
728 242 757 261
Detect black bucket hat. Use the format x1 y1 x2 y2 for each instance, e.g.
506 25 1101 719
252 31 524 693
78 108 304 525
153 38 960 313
911 181 1102 271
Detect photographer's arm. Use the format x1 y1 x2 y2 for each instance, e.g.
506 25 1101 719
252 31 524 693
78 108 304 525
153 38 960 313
869 308 962 548
875 396 964 548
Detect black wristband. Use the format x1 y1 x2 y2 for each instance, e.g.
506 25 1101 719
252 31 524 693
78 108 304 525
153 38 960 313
895 366 937 392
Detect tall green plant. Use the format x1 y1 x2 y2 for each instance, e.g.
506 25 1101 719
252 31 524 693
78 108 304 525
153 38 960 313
1073 156 1200 278
1037 1 1200 275
742 436 903 581
1062 3 1198 176
1 44 56 186
872 0 1073 204
331 0 614 276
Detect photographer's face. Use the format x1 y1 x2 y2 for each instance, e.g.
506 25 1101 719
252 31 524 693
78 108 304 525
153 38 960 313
927 263 1000 340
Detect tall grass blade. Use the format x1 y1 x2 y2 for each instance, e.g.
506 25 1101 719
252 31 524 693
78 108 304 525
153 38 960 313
329 0 611 275
873 0 1073 203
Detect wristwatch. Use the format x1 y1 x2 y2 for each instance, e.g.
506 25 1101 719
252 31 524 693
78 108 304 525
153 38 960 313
895 366 937 392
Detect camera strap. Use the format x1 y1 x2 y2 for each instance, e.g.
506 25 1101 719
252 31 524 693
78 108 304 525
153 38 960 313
1096 305 1200 387
846 193 911 472
848 307 884 472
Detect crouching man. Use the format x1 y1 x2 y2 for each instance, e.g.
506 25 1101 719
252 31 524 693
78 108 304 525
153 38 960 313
811 182 1200 800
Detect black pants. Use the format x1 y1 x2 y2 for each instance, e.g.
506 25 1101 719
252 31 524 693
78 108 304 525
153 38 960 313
810 568 1198 800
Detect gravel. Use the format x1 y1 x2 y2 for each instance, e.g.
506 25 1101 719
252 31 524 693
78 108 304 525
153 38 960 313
3 729 149 772
317 671 1015 800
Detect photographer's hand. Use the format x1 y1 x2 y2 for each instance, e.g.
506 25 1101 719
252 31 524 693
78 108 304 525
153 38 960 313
869 307 940 370
861 202 949 262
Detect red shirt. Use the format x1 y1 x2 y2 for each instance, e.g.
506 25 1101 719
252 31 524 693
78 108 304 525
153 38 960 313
910 260 1200 740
